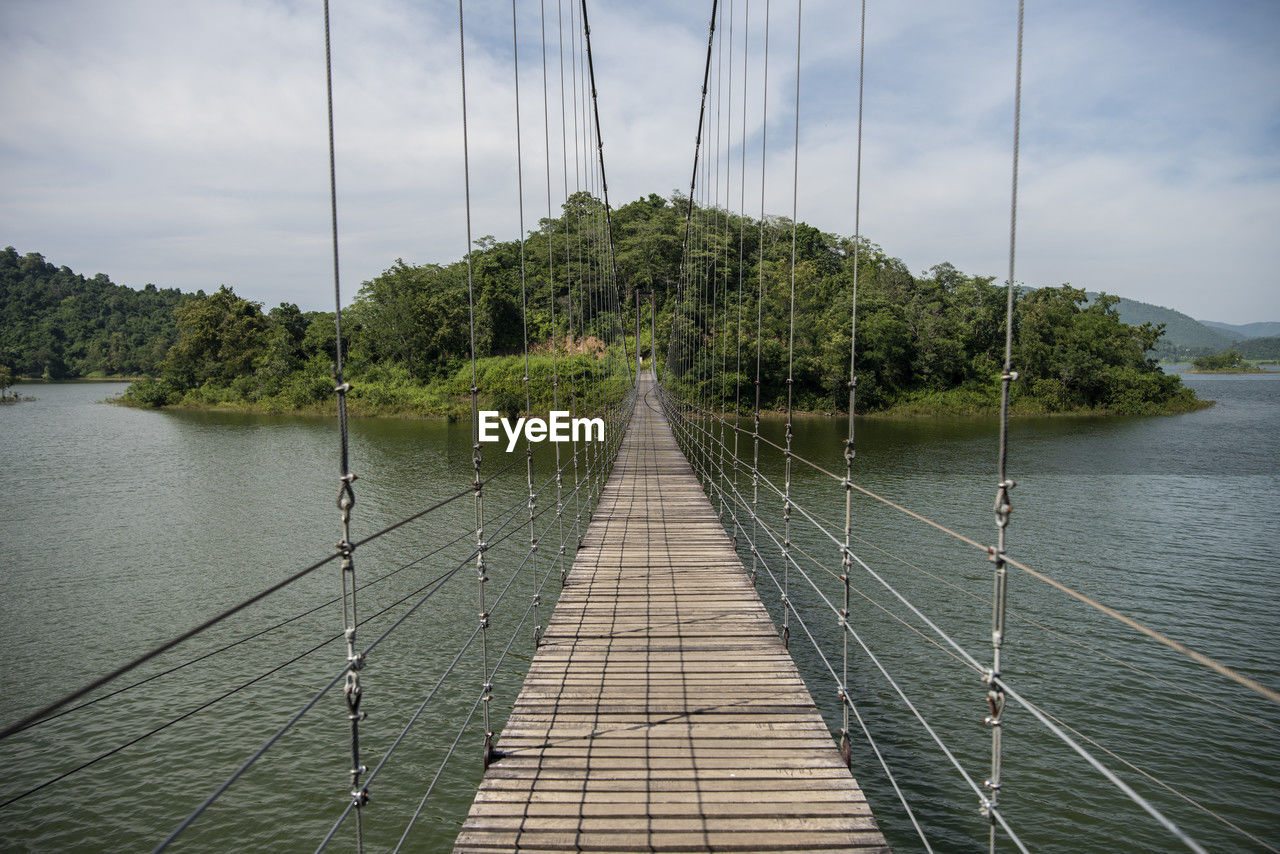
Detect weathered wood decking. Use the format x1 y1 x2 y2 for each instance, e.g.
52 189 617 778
454 374 888 853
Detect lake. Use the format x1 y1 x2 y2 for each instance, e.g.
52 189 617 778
0 370 1276 852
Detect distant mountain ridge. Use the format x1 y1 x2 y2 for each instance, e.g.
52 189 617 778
1201 320 1280 341
1084 293 1238 359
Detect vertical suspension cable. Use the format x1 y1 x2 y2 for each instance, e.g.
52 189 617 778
541 0 567 596
986 1 1024 847
579 14 600 500
780 0 801 651
840 0 867 770
711 0 726 509
510 0 540 657
455 0 493 772
699 63 712 486
322 3 367 845
719 1 734 524
557 0 582 564
674 0 719 478
751 0 770 588
733 0 749 536
568 0 591 524
579 1 633 404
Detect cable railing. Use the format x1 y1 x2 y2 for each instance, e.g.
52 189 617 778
3 3 639 848
655 378 1277 853
653 2 1280 849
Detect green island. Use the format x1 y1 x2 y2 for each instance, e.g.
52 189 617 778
3 193 1211 418
1188 350 1265 374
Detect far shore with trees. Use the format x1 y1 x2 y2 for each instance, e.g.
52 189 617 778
1189 350 1264 374
3 193 1213 420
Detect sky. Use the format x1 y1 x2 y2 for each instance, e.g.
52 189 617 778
2 0 1277 324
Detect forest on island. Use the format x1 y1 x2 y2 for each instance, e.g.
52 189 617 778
1 192 1204 417
0 246 195 379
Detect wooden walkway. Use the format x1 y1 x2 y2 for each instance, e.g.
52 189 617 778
455 374 888 853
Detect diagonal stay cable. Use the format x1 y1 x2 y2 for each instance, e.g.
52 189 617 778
10 517 493 736
725 474 1026 850
834 517 1280 736
317 500 585 850
747 489 1264 849
716 439 1215 854
152 545 491 852
152 664 351 853
390 515 578 853
392 687 485 853
996 677 1207 853
713 479 938 853
0 475 502 742
0 556 475 812
1018 696 1277 853
681 395 1280 707
1 458 534 744
150 465 588 848
316 619 485 853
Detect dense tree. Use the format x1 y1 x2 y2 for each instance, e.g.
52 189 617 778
1192 350 1252 371
162 286 270 388
6 193 1201 417
0 247 194 377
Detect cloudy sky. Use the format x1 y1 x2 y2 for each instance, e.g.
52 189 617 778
2 0 1277 323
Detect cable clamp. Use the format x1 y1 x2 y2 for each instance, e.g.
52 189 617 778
334 381 352 394
1001 370 1019 382
351 788 369 807
479 612 489 628
337 480 356 513
348 651 366 670
349 710 367 722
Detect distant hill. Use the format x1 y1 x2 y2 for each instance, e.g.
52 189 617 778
0 247 196 378
1085 293 1236 359
1235 336 1280 361
1201 320 1280 341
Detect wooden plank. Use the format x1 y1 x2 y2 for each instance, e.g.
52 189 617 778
451 374 889 854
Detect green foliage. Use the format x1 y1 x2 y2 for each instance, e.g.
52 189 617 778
162 286 270 387
0 189 1191 420
1234 336 1280 361
0 246 194 378
1091 293 1234 360
1191 349 1255 372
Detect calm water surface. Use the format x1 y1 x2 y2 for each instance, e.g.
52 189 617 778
0 373 1276 852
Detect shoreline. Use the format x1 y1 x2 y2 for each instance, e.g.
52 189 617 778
16 376 144 383
109 393 1214 422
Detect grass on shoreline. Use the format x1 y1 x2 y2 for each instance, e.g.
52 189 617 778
112 373 1213 421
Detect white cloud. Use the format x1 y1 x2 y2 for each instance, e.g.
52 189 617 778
1 0 1276 322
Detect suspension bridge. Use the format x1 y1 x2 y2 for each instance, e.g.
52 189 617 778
3 1 1278 852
